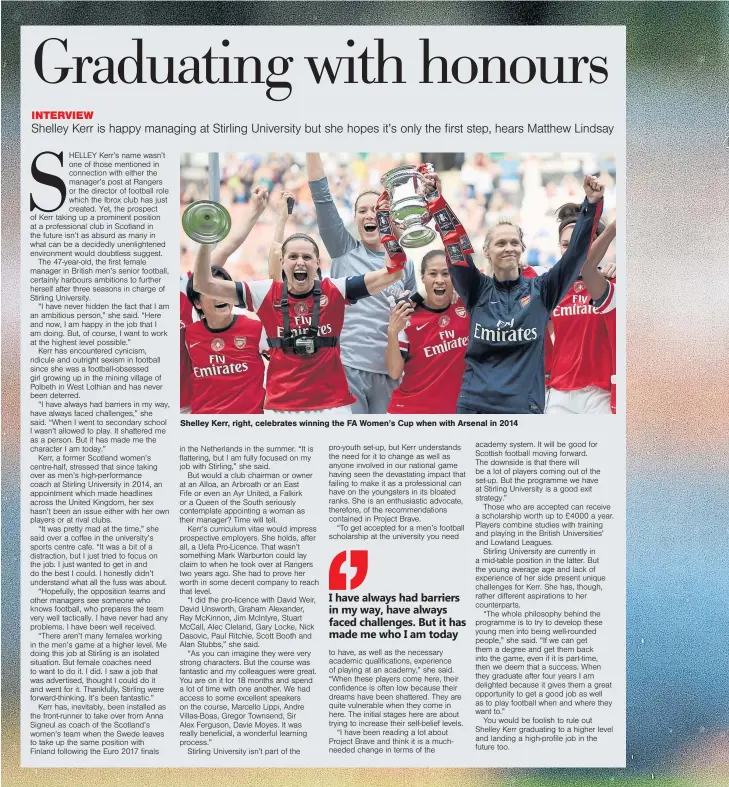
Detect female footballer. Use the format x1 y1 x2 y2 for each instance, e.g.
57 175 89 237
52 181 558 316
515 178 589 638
181 266 266 414
545 204 617 414
385 250 469 414
422 171 605 415
193 231 404 415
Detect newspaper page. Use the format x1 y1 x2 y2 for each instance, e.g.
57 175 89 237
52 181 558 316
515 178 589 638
21 25 626 768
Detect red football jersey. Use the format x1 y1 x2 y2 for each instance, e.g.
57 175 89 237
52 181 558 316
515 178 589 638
550 277 613 392
388 300 469 414
183 315 266 414
180 324 193 409
242 278 355 412
593 279 617 413
180 274 194 327
180 275 194 408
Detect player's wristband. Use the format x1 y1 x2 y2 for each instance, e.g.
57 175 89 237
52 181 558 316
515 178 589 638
345 274 369 303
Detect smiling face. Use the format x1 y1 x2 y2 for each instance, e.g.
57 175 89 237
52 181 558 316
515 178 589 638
422 253 453 309
282 237 320 294
484 223 524 276
355 192 380 250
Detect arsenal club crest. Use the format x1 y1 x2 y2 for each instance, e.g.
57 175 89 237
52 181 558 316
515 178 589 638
294 301 309 316
438 315 451 328
234 336 247 349
455 306 467 318
520 295 531 307
574 281 586 293
319 294 329 308
211 338 225 351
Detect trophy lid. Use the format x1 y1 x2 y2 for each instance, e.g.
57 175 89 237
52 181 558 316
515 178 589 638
182 200 232 244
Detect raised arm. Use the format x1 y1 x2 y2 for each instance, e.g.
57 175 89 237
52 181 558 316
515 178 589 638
211 186 269 267
193 244 239 304
539 175 604 312
385 300 414 379
583 220 616 301
267 189 295 281
306 152 357 258
443 248 484 311
363 266 405 295
333 266 406 307
421 170 483 310
306 152 326 181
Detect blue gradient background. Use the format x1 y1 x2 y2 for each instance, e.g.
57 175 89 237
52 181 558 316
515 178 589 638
2 3 728 785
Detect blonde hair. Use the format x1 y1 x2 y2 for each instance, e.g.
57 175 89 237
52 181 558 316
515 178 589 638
483 219 526 254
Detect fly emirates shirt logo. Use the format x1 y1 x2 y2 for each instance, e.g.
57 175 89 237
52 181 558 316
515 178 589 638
423 328 469 358
193 352 249 377
275 321 334 338
552 292 599 318
274 301 333 339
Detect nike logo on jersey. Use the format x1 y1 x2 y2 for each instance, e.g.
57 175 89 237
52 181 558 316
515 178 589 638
189 342 201 348
415 324 428 331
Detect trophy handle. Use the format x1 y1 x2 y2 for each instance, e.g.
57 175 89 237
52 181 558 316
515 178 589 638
411 169 427 192
412 164 437 199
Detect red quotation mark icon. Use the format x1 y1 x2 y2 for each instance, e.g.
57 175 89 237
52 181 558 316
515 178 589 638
329 550 368 591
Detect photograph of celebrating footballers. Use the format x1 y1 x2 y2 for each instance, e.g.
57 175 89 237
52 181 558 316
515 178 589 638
179 152 618 416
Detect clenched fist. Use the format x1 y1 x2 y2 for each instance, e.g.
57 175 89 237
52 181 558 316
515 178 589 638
278 189 295 220
250 184 270 215
388 297 415 336
583 174 605 204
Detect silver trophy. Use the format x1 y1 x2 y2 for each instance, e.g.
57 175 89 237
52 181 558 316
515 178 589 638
380 165 437 248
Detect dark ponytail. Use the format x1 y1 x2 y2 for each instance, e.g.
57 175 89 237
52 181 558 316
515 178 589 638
557 202 605 239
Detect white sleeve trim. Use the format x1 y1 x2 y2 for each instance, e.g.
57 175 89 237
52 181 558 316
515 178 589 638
246 279 275 312
331 277 348 299
259 326 269 354
592 281 616 314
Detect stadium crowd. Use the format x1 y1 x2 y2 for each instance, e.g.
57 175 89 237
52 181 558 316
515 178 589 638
180 152 616 279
